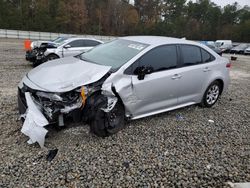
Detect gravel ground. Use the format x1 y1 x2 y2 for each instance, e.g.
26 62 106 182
0 38 249 187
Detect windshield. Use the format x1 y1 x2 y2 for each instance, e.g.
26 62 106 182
79 39 149 69
215 42 223 47
52 37 68 45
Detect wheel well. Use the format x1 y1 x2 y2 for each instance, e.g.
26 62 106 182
215 79 224 94
47 53 59 58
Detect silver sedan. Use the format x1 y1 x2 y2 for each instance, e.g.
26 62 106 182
18 36 231 145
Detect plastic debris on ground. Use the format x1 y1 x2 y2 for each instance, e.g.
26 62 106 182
231 56 237 61
46 149 58 162
176 114 184 121
208 119 215 123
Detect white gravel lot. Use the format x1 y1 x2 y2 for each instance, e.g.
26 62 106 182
0 38 249 187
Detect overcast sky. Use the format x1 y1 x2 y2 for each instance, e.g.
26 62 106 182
189 0 250 7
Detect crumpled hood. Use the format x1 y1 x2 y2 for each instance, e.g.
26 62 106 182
26 56 111 92
31 40 50 49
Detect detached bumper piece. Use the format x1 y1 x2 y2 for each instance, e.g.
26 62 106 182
18 86 84 148
21 92 49 148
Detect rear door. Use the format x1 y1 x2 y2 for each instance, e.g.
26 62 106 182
175 44 215 104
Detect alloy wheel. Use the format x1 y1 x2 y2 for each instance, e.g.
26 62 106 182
206 85 220 105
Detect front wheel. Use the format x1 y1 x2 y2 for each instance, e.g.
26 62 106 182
201 81 221 107
90 97 125 137
47 54 59 61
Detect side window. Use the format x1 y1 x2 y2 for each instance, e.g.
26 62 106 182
180 45 202 66
201 49 215 63
68 40 84 48
139 45 178 72
83 40 101 47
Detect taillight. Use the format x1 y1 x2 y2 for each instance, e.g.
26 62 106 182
226 62 232 68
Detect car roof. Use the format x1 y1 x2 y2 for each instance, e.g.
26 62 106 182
120 36 220 58
120 36 199 46
67 37 103 43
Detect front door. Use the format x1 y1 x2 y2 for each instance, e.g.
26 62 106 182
124 45 180 117
62 39 86 57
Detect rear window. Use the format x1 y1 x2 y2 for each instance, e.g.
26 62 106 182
201 49 215 63
83 40 102 47
180 45 202 66
68 40 84 47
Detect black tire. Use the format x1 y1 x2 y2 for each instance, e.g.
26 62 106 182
200 81 222 108
90 96 125 137
47 54 59 61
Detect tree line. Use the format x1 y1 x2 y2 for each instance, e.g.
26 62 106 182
0 0 250 42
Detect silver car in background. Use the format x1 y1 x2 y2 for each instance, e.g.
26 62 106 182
18 36 231 146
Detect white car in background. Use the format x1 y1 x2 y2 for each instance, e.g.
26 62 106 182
244 46 250 55
215 40 233 53
35 37 103 65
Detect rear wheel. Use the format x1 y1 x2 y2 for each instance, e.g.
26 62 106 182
201 81 221 107
90 96 125 137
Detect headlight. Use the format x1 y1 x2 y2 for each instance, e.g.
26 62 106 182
30 42 34 49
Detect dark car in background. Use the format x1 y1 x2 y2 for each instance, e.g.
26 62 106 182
230 44 249 54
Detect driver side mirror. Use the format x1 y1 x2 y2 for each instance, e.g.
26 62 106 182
134 66 154 80
64 44 71 49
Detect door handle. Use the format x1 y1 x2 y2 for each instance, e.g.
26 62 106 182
171 74 182 80
203 67 211 72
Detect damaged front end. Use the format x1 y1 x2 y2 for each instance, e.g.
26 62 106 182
34 90 84 123
17 72 117 147
19 84 91 125
18 85 87 148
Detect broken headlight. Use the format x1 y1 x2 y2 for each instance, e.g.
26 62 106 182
36 90 80 106
36 92 63 102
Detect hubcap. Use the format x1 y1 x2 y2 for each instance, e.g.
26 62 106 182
206 85 220 105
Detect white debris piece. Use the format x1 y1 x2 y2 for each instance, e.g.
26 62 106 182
208 119 215 123
21 92 49 148
206 164 212 170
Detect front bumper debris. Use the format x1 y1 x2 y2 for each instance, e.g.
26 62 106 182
25 50 37 62
21 92 49 148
